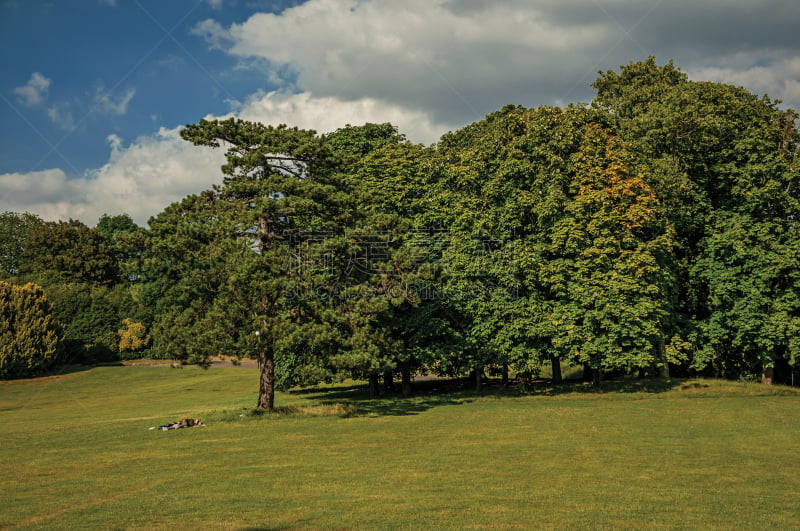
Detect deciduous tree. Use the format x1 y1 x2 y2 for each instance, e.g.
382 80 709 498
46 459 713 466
543 123 674 383
0 211 44 278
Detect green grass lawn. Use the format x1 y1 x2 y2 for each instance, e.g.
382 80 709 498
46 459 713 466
2 365 800 530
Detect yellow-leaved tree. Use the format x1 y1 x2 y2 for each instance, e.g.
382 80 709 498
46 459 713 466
0 281 62 379
118 318 151 353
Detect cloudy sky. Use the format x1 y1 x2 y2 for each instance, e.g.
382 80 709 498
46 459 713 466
2 0 799 226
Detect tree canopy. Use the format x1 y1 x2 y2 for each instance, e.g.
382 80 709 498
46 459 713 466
3 58 799 396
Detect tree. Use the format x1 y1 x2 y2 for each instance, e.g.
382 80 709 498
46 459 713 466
96 213 138 241
593 57 800 381
9 217 143 364
118 318 151 354
430 104 607 386
180 118 354 410
138 191 238 363
324 126 461 396
0 280 62 379
543 123 675 384
693 214 800 383
96 213 141 281
0 211 44 278
41 282 132 363
19 219 118 286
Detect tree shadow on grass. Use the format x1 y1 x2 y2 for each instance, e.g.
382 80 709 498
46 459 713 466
527 376 687 396
290 377 516 417
288 376 687 417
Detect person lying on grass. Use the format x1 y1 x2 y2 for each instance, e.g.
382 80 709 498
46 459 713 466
157 418 203 431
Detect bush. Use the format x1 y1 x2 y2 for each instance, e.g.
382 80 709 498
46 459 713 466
0 281 63 379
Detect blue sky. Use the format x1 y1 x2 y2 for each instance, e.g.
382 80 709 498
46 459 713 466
2 0 799 225
1 1 299 174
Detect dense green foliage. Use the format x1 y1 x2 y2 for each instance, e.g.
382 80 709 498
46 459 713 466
0 280 62 378
1 216 146 373
0 211 44 277
2 58 799 393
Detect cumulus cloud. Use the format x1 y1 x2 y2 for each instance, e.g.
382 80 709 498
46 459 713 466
195 0 800 123
236 90 455 145
688 56 800 110
191 19 233 51
0 88 457 226
0 128 225 226
0 168 87 221
8 0 800 227
202 0 612 124
13 72 51 107
0 91 453 226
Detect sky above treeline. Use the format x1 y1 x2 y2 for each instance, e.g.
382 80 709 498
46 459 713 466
2 0 799 226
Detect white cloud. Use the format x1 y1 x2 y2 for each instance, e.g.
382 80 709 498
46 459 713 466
191 19 233 51
207 0 222 9
0 168 87 222
8 0 800 228
688 56 800 111
47 102 75 131
13 72 51 107
0 90 452 226
236 90 454 145
196 0 800 123
94 87 136 116
0 128 225 226
201 0 613 123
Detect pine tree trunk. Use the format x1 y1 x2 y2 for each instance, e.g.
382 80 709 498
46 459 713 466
550 354 563 385
762 365 774 385
256 220 275 411
401 368 412 397
257 344 275 411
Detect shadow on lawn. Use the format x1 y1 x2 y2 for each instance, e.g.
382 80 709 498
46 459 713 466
290 378 485 417
289 376 686 417
538 377 686 396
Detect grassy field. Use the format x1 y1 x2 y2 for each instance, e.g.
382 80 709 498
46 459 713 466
2 365 800 530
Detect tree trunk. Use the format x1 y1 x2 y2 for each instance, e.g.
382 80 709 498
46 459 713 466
501 363 509 386
474 364 483 391
582 363 593 383
659 333 670 378
550 354 563 385
369 373 380 397
383 370 395 392
257 344 275 411
592 368 601 388
401 367 412 397
519 371 531 393
762 365 774 385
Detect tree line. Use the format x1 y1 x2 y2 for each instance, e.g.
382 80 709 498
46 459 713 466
2 58 799 409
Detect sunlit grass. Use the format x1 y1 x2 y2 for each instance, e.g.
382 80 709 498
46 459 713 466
2 366 800 529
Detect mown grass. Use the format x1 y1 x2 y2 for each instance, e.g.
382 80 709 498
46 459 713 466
2 365 800 529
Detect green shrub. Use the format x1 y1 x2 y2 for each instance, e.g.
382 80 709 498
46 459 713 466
0 281 62 379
